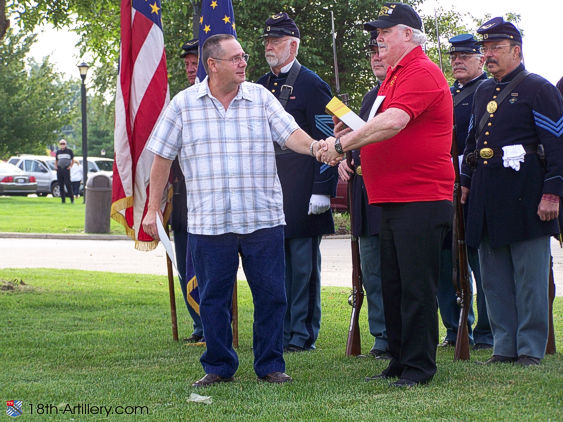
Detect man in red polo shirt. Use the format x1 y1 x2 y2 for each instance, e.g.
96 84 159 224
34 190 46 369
318 2 454 387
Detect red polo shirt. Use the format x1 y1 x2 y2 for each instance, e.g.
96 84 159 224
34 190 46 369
361 46 454 204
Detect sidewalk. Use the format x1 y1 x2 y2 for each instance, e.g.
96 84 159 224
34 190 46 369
0 233 561 295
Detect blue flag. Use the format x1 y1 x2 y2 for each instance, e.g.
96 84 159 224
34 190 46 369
196 0 237 81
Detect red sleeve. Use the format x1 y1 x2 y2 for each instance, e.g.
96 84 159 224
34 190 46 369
384 65 446 120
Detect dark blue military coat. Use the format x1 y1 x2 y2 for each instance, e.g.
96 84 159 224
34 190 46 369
257 64 337 238
461 64 563 248
451 72 487 154
350 83 382 237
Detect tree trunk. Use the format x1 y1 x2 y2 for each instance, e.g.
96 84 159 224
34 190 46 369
0 0 9 41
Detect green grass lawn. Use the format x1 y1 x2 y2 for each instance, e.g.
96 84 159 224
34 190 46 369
0 196 124 234
1 268 562 421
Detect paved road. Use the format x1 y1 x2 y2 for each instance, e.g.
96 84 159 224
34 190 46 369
0 234 562 296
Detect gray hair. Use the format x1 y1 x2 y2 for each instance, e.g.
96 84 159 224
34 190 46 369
397 24 427 46
201 33 236 73
289 36 300 56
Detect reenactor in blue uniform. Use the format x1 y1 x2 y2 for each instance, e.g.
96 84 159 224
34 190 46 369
171 39 204 344
257 13 337 352
338 32 389 359
437 34 492 351
461 17 563 365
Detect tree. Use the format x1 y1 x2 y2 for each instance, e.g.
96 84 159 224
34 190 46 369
0 29 78 158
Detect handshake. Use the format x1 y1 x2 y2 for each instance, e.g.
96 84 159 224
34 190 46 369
311 118 352 166
312 137 345 166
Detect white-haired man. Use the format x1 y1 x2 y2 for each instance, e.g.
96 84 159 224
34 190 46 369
256 13 337 353
319 2 454 387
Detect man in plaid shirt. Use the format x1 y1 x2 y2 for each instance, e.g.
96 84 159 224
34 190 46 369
143 34 323 388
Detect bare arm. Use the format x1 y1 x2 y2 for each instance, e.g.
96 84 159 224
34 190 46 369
284 128 316 156
319 108 410 164
141 154 173 239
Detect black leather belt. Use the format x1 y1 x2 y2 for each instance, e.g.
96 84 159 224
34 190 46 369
477 144 538 159
466 144 540 167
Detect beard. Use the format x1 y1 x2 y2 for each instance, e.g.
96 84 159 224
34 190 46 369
265 42 291 68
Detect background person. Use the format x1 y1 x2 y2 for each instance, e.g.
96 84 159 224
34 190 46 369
256 12 337 352
70 158 82 197
55 139 74 204
171 39 204 344
337 32 389 359
436 33 492 351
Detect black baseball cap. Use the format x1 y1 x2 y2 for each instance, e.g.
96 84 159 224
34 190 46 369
364 2 423 32
180 39 198 58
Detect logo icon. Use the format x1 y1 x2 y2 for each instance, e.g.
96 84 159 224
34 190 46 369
6 401 23 418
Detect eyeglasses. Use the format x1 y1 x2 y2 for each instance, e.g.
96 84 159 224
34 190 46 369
449 52 479 61
263 38 287 47
481 44 511 54
59 143 66 146
212 53 249 65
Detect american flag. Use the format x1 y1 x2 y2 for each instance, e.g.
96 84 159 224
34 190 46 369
196 0 237 81
111 0 170 250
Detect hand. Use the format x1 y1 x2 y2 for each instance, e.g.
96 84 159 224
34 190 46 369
338 158 354 182
460 187 469 204
141 209 162 240
308 194 331 215
318 136 344 166
537 195 559 222
332 116 352 138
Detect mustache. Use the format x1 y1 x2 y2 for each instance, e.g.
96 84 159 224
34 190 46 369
453 66 467 72
486 59 498 65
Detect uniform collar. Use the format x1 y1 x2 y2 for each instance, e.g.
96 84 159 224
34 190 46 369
495 63 525 83
271 58 296 77
454 72 487 89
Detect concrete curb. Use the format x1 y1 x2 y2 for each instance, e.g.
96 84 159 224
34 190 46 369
0 232 129 240
0 232 351 241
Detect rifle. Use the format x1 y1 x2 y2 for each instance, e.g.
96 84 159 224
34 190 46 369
330 10 362 356
451 129 471 361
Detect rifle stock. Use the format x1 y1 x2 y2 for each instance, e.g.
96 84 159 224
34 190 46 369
345 150 364 356
451 128 471 361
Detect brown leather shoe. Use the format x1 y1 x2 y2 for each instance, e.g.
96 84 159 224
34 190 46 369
517 355 541 366
192 373 234 387
258 372 292 383
481 355 516 365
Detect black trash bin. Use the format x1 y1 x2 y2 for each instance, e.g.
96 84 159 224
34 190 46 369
85 174 112 233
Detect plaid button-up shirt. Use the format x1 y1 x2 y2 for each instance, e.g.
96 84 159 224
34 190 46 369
146 79 300 235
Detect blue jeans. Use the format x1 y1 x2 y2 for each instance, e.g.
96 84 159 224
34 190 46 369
173 229 203 337
188 226 287 378
359 234 387 352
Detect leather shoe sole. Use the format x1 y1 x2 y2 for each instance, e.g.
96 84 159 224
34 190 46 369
365 372 396 382
192 373 234 388
258 372 292 383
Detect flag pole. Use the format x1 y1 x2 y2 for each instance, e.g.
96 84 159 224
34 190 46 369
165 223 179 341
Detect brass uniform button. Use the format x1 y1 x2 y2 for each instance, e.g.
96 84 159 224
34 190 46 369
484 141 488 145
490 114 494 118
484 160 488 165
356 165 362 176
485 131 490 135
274 82 278 86
496 87 501 91
271 89 275 93
488 123 492 127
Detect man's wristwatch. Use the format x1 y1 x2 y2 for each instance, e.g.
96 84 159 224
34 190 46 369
334 137 344 155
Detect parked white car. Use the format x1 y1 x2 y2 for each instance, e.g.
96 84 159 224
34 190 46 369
8 155 59 196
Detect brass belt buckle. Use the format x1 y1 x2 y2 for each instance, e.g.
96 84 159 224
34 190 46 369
479 148 494 159
355 165 362 176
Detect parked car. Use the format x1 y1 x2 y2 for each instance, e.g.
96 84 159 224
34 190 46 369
8 155 59 196
45 156 113 179
331 178 348 212
0 161 38 195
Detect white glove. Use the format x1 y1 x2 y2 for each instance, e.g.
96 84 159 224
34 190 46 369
502 145 525 171
308 194 331 215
